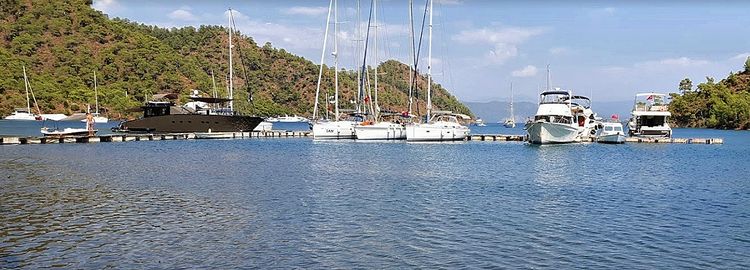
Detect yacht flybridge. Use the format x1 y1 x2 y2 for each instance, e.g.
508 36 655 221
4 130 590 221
628 93 672 137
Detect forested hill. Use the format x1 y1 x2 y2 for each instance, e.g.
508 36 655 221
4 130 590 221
670 59 750 129
0 0 472 119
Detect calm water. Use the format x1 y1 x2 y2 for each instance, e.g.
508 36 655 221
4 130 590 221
1 124 749 268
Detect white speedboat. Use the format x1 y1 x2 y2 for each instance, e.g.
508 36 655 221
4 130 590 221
312 120 357 139
525 90 580 144
41 127 95 137
406 113 470 142
628 93 672 137
596 122 626 144
355 120 406 140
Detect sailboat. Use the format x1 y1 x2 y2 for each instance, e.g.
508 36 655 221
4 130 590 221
503 82 516 128
311 0 358 139
81 71 108 123
406 0 469 141
354 0 407 140
4 66 42 121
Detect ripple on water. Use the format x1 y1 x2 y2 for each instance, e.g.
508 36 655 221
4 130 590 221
2 130 750 268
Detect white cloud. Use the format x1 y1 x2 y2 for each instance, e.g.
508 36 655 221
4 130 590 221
731 53 750 61
549 47 569 55
224 10 323 52
511 65 538 77
452 26 546 64
168 9 197 21
92 0 120 14
635 57 711 69
435 0 463 5
590 7 616 17
282 6 329 17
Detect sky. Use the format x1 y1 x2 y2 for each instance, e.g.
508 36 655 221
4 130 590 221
91 0 750 103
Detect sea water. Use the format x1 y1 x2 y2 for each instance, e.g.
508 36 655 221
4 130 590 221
1 123 748 268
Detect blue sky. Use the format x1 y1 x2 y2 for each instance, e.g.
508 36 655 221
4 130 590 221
92 0 750 103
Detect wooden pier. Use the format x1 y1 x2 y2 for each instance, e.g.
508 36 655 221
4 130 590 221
0 130 311 145
1 131 723 145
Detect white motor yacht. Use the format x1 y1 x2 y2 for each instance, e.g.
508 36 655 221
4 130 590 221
525 90 580 144
628 93 672 137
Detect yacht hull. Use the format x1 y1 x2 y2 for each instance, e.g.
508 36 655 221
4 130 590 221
597 134 626 144
312 121 357 139
406 122 469 141
525 122 579 144
354 122 406 140
118 114 263 133
4 112 38 121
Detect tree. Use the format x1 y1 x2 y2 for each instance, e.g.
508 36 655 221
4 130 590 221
679 78 692 94
745 57 750 72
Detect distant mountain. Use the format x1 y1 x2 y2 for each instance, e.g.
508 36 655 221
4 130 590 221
465 99 634 123
463 101 537 123
0 0 472 119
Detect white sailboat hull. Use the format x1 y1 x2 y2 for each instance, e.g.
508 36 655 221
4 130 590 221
253 121 273 131
354 122 406 140
4 112 38 121
41 114 67 121
80 116 108 123
312 121 357 139
406 122 469 141
525 121 579 144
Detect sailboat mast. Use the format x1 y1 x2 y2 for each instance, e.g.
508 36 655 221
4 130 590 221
510 82 514 121
333 0 340 121
407 0 414 116
355 0 362 114
546 64 550 91
23 66 30 113
426 0 433 121
313 0 334 121
228 8 234 112
373 0 378 120
94 70 99 114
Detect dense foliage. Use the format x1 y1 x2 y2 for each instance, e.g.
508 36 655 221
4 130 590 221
0 0 472 119
670 60 750 129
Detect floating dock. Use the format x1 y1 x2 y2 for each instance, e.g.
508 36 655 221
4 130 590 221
468 134 723 144
0 130 311 145
1 132 723 145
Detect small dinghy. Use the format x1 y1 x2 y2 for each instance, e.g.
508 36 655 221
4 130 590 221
596 121 626 144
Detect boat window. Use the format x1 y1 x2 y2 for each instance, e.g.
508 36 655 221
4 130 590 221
605 126 614 131
614 127 623 132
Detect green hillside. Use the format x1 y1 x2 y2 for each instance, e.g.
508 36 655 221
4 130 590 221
670 59 750 129
0 0 472 119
